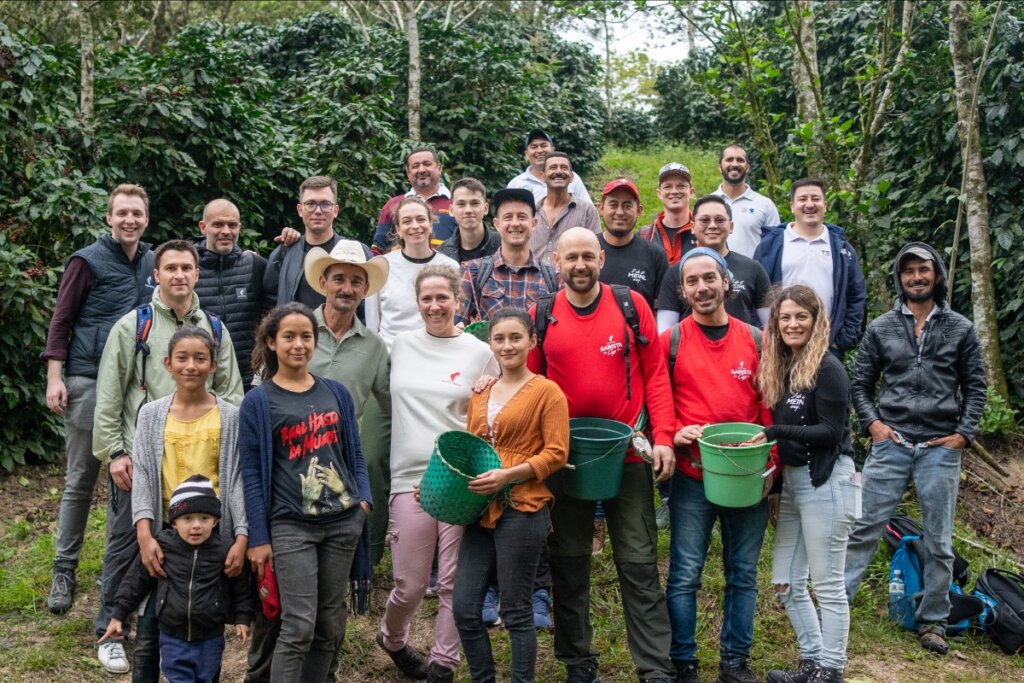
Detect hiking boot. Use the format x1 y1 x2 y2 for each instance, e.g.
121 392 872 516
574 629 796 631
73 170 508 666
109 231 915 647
674 661 699 683
766 659 819 683
426 662 455 683
425 567 439 598
482 586 501 626
717 660 758 683
376 631 429 679
592 519 606 554
565 663 601 683
98 640 130 674
656 499 671 530
533 587 553 630
811 667 844 683
917 623 948 655
46 568 76 615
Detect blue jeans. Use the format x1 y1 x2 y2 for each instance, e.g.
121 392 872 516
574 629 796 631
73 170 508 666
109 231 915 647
666 472 768 667
159 631 224 683
772 457 858 669
453 507 550 683
270 509 364 682
845 439 961 626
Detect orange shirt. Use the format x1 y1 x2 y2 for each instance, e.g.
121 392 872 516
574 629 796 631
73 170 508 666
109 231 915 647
466 376 570 528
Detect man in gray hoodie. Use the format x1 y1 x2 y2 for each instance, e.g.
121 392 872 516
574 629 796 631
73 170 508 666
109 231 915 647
844 241 987 656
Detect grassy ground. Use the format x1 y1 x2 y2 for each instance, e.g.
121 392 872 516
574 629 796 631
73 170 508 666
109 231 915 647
1 145 1021 681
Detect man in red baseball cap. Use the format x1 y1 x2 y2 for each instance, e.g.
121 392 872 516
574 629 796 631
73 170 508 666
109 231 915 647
597 178 669 310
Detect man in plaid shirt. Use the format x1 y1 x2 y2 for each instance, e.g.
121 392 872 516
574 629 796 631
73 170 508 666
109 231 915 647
458 188 560 324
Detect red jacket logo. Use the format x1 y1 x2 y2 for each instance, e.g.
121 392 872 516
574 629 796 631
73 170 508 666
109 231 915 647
449 371 461 382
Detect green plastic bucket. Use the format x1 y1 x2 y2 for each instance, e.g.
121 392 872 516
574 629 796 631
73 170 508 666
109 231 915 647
464 321 490 343
420 431 502 525
565 418 633 500
697 422 775 508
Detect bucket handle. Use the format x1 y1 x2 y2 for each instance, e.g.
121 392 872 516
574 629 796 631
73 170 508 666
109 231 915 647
713 447 776 476
564 439 629 470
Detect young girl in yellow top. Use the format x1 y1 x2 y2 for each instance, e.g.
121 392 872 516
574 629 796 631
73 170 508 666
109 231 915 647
452 307 570 683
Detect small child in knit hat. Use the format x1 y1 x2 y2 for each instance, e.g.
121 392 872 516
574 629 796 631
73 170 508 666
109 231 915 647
100 475 253 683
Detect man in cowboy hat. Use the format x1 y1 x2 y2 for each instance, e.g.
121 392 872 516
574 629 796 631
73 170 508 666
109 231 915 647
245 240 391 683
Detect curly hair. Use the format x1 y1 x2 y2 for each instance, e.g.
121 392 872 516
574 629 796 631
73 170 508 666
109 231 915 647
755 285 832 409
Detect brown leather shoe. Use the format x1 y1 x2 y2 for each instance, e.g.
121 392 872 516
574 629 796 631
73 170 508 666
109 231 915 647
917 624 948 655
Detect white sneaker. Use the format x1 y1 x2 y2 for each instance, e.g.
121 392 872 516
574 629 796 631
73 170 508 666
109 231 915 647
98 640 130 674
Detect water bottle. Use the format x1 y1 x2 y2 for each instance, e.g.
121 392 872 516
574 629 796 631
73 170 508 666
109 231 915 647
888 569 905 622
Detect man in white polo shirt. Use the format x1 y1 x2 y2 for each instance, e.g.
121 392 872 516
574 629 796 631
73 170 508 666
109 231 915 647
507 128 592 204
753 178 866 353
711 144 780 258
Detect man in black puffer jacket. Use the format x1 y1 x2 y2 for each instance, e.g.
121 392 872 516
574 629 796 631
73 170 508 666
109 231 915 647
844 241 987 656
101 475 253 682
193 199 274 390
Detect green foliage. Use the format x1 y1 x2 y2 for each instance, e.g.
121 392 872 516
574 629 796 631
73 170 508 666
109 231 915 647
979 388 1017 437
606 108 658 150
0 238 63 470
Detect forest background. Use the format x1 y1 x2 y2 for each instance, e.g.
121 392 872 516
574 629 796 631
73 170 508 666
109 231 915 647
0 0 1020 473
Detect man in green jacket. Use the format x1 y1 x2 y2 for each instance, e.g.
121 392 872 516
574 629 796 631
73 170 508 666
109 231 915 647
92 239 243 678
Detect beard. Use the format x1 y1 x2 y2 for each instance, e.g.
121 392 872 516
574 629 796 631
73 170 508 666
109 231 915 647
903 285 935 302
604 223 634 239
689 287 726 314
565 269 599 293
723 167 747 183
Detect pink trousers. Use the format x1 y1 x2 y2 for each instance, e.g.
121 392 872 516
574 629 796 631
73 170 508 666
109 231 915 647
380 492 465 669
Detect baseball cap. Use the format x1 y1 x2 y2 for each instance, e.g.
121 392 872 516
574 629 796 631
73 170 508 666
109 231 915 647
901 245 935 263
659 162 692 183
601 178 640 201
492 187 537 216
524 128 553 151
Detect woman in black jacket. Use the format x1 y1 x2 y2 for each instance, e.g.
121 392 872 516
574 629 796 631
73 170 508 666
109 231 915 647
750 285 860 683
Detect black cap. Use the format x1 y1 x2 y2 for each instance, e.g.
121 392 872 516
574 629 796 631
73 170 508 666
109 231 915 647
492 188 536 217
524 128 553 151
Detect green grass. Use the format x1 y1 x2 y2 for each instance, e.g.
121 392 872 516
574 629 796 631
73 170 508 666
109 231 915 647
588 144 722 226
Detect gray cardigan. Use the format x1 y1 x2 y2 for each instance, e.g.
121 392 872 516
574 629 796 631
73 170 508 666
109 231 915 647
132 394 247 539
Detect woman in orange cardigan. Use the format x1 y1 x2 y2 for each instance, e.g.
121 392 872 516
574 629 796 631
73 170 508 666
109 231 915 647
452 307 570 683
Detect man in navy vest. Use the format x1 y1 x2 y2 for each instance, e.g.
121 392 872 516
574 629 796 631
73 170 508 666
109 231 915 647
42 184 156 668
193 198 273 391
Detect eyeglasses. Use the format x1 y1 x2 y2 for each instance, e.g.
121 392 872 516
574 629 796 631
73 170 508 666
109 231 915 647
696 217 730 227
302 200 335 213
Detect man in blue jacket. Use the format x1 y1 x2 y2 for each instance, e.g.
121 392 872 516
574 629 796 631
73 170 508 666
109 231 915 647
753 179 866 352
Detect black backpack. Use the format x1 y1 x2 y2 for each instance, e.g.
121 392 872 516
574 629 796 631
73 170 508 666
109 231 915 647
132 304 223 396
667 320 762 378
973 568 1024 654
882 515 971 587
535 284 648 400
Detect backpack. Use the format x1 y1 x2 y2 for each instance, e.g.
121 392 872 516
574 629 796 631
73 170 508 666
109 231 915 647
888 535 983 636
535 284 648 400
667 320 762 377
473 254 559 298
973 568 1024 653
133 304 223 394
882 514 970 587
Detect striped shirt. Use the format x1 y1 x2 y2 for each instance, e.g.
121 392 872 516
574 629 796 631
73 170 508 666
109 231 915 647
529 195 600 264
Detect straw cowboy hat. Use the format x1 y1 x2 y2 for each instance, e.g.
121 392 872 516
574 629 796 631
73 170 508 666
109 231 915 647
304 240 390 297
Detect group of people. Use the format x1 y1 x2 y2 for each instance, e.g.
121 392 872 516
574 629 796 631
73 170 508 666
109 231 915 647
41 130 986 683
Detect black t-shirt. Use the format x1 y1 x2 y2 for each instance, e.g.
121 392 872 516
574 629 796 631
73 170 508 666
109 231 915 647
696 321 730 342
266 377 359 522
295 236 341 310
598 234 669 310
656 250 771 326
459 236 495 263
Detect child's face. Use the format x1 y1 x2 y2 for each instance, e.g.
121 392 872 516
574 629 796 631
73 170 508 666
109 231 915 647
162 337 215 390
172 513 218 546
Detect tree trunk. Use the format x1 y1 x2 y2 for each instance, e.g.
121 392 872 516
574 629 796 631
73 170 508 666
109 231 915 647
405 0 421 141
78 3 94 121
948 0 1008 399
686 2 696 57
789 0 826 179
604 9 613 133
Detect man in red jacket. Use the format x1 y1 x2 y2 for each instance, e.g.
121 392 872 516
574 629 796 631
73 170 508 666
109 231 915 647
528 227 676 683
660 247 778 683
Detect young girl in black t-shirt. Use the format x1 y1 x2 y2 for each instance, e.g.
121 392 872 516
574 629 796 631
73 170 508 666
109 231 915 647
239 303 371 682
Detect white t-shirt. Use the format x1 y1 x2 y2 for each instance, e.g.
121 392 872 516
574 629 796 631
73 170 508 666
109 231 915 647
389 329 499 493
780 224 834 316
712 184 781 259
363 250 461 352
508 168 592 204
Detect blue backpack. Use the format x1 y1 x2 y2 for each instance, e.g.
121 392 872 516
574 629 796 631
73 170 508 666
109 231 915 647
889 535 983 636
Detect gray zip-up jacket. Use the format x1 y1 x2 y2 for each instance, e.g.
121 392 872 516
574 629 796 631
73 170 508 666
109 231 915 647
131 394 247 540
851 242 987 443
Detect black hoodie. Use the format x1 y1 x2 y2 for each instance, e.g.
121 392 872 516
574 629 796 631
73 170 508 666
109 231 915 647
850 242 987 443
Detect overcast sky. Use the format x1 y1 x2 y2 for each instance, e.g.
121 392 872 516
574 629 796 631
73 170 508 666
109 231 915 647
564 7 689 64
